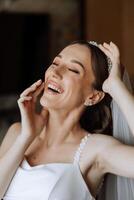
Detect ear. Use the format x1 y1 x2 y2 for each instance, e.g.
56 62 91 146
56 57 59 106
84 90 105 106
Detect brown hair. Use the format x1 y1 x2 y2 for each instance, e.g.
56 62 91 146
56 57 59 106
70 40 113 135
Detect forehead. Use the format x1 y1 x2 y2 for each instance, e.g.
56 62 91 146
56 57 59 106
59 44 92 70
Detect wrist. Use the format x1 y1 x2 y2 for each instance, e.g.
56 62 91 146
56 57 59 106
108 78 124 96
19 131 35 142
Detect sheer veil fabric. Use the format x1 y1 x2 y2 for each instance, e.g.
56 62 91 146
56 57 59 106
98 69 134 200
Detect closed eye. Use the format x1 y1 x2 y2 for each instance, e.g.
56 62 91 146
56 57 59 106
51 62 80 74
68 68 80 74
52 62 58 66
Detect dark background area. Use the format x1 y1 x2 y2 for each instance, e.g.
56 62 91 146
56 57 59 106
0 12 51 94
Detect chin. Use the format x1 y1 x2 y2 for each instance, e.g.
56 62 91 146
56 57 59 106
40 95 62 110
40 95 50 108
40 92 81 111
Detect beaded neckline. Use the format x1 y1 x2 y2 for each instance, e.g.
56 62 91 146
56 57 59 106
22 133 91 169
73 133 91 164
21 133 101 199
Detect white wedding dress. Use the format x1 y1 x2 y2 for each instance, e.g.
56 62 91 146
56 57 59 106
3 134 97 200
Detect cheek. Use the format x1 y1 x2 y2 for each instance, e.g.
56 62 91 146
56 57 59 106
65 76 82 90
65 77 86 100
78 79 93 100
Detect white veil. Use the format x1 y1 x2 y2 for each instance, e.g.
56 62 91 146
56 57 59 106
98 69 134 200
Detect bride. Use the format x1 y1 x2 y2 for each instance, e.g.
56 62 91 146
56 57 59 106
0 41 134 200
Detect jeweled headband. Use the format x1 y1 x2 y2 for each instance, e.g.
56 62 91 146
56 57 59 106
88 41 112 73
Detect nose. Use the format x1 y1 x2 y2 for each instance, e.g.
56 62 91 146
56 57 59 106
51 65 65 79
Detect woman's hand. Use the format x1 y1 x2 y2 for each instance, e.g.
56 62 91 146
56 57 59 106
99 42 125 93
17 79 49 139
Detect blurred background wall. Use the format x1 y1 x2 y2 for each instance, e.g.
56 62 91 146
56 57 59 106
0 0 134 142
85 0 134 76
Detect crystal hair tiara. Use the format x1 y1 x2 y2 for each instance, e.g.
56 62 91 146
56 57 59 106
88 41 112 73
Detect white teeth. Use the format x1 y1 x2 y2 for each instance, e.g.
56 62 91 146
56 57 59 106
48 83 62 93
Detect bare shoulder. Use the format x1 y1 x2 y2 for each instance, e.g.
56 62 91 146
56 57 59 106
90 133 122 149
86 133 122 164
81 132 121 159
0 122 21 158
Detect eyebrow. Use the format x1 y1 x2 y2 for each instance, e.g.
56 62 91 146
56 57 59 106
57 54 85 70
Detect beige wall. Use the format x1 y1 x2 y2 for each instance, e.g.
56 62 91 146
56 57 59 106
85 0 134 76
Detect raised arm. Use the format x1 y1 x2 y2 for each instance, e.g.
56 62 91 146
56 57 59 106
96 134 134 178
95 42 134 178
109 78 134 135
0 80 48 199
99 42 134 136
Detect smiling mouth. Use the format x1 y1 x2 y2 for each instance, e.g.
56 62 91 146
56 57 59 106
46 81 64 94
48 84 62 93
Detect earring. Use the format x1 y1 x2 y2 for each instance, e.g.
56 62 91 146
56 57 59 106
84 100 92 106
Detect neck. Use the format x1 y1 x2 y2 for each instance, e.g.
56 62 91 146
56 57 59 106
41 107 84 148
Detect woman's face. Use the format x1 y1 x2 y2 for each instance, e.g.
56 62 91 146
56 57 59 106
40 44 96 110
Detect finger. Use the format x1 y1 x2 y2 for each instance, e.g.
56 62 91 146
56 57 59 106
17 96 33 113
103 42 114 53
18 96 32 103
30 79 42 88
110 42 120 57
99 44 113 59
20 79 42 97
20 88 35 97
33 82 44 99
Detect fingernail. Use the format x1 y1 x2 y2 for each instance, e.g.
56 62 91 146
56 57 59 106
37 79 42 82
